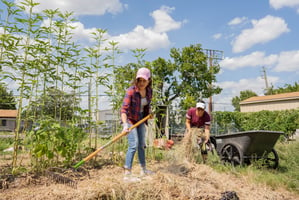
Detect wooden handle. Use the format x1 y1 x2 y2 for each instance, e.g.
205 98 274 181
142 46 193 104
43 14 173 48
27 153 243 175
83 114 152 162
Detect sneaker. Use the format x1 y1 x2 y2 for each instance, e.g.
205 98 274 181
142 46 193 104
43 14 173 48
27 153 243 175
123 174 141 182
140 168 155 176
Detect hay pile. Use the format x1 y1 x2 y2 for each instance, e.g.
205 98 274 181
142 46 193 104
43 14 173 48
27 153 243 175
165 128 202 164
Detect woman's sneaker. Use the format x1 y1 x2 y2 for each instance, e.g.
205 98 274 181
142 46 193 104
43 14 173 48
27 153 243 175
140 168 155 176
123 174 141 182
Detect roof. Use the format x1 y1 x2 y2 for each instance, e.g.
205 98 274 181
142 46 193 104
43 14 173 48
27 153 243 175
0 110 18 118
240 91 299 104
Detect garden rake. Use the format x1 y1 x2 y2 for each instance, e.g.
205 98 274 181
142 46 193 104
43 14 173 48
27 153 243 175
73 113 152 169
46 114 152 188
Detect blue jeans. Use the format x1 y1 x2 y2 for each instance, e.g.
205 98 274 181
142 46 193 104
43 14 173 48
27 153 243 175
124 122 146 170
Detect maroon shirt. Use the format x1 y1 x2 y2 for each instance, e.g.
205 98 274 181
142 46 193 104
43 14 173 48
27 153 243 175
186 108 211 128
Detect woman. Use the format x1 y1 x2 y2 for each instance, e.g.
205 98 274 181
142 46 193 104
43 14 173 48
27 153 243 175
120 67 154 182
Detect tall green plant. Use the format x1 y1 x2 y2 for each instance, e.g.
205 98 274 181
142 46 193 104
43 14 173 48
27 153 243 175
0 0 22 71
84 28 109 148
38 8 59 118
105 41 123 112
52 11 77 121
9 0 45 169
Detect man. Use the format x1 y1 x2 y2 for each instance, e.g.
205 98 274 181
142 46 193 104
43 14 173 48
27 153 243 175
185 100 211 163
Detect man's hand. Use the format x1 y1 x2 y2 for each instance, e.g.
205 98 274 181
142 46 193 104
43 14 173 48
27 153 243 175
204 137 209 144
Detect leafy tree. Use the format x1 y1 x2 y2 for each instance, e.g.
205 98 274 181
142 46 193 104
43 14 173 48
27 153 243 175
26 87 80 121
153 44 222 110
232 90 257 111
265 82 299 95
0 82 16 109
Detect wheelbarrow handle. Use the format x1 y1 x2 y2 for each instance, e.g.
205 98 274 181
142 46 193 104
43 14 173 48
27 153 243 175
73 114 153 169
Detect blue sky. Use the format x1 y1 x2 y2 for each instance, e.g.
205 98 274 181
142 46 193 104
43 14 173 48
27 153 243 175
2 0 299 111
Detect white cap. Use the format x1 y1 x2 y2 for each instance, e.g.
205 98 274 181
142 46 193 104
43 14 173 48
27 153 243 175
196 102 206 109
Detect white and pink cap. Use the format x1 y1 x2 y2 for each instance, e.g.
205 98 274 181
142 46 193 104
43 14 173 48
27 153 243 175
136 68 151 80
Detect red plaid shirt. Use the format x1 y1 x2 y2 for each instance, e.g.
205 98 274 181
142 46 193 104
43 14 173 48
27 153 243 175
121 85 152 124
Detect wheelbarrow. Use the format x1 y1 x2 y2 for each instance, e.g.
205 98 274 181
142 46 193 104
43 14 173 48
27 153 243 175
212 130 283 169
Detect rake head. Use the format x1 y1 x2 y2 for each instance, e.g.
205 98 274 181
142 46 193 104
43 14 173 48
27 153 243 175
46 167 89 189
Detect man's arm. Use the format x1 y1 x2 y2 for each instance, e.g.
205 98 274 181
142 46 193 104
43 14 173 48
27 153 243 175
185 118 191 132
204 124 210 143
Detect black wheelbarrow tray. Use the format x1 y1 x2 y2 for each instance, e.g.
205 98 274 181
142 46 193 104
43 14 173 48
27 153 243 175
213 130 283 169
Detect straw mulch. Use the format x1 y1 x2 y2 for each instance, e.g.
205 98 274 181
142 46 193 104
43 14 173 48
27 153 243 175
1 132 298 200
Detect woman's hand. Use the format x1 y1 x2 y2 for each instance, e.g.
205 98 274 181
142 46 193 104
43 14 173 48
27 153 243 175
122 123 129 133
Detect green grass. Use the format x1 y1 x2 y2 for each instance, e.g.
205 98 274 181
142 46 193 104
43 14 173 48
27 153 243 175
210 141 299 194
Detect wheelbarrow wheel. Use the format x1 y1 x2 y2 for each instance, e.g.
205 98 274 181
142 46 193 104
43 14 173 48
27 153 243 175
264 149 279 169
220 144 243 166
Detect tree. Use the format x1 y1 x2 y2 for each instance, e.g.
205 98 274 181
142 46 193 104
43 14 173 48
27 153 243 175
26 87 80 121
0 82 16 109
153 44 222 110
265 82 299 95
232 90 257 111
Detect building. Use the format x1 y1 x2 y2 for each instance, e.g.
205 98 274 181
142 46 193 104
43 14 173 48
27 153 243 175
0 109 18 132
240 92 299 112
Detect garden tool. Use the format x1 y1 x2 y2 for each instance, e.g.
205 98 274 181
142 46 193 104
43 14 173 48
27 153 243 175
73 113 152 169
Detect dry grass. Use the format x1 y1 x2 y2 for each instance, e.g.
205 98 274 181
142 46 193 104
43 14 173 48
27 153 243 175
1 134 299 200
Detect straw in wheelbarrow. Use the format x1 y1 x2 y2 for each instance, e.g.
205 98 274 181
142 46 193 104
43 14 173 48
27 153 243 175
46 114 152 187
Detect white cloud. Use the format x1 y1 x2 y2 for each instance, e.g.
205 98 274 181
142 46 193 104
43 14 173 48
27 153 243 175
151 6 183 33
15 0 125 15
41 19 100 44
67 6 183 51
108 25 170 51
213 33 222 40
220 50 299 73
232 15 289 53
274 50 299 72
69 22 99 42
220 51 278 70
40 5 183 51
109 6 184 50
269 0 299 9
228 17 247 26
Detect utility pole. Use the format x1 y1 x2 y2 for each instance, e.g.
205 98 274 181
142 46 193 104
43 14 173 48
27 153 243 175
261 66 270 94
204 49 224 116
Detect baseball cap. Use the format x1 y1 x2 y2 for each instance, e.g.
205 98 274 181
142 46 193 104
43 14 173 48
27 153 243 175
196 102 206 109
136 68 151 80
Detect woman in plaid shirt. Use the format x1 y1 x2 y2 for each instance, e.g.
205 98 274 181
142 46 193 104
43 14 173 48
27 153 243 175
121 67 154 182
